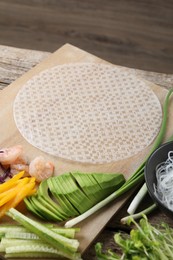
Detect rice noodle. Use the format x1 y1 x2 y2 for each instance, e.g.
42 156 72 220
154 151 173 210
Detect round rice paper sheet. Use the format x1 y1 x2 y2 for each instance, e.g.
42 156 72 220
13 63 162 164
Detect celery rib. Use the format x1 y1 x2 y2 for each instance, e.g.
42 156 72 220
6 208 81 260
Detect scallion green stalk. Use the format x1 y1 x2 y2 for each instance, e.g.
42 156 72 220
127 183 148 214
121 203 157 224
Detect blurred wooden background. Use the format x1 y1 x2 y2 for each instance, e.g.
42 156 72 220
0 0 173 73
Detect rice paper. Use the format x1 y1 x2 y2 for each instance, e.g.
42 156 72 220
13 63 162 164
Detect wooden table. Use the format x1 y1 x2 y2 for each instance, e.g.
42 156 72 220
0 44 173 260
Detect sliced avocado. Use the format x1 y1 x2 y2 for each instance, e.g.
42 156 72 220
72 171 125 203
60 173 94 214
25 171 126 222
36 195 64 221
29 195 60 221
92 172 125 199
47 177 79 217
24 197 44 219
38 180 69 219
71 172 103 203
92 172 125 190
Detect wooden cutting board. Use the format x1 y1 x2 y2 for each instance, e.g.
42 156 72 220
0 43 173 255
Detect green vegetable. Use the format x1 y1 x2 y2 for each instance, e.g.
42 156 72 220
25 171 125 221
38 179 69 219
127 182 148 215
0 223 80 258
121 203 157 224
65 88 173 227
6 208 81 260
95 215 173 260
0 224 79 239
1 239 79 259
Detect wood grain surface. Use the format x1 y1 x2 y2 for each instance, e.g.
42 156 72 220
0 0 173 73
0 44 173 259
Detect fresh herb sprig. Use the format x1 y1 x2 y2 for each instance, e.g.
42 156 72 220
95 215 173 260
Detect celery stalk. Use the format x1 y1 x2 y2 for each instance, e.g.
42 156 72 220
6 208 81 260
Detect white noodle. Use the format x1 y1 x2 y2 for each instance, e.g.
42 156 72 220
154 151 173 211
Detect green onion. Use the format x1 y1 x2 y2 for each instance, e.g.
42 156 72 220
127 183 148 214
121 203 157 224
65 88 173 228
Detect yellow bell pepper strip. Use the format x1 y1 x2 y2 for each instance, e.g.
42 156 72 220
0 178 30 207
0 171 24 193
0 176 36 218
0 177 30 199
6 178 36 207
